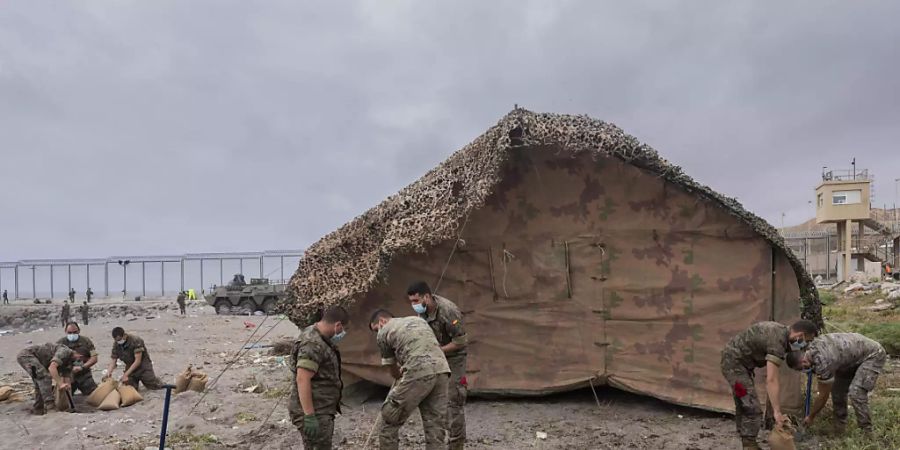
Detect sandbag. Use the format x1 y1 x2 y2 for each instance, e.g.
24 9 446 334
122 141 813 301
0 386 13 402
87 378 118 407
174 365 192 394
98 390 121 411
188 371 209 393
117 384 143 407
768 422 797 450
54 386 72 412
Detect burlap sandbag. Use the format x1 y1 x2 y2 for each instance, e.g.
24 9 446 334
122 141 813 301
188 371 209 393
87 378 118 407
54 385 72 412
0 386 13 402
117 384 143 407
98 389 121 411
174 365 192 394
768 422 797 450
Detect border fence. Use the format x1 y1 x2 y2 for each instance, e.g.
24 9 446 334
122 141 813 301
0 250 303 300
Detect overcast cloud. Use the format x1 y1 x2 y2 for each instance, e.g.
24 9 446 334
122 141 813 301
1 1 899 261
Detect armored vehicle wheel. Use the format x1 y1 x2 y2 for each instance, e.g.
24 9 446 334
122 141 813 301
263 297 278 315
238 299 256 315
214 300 231 315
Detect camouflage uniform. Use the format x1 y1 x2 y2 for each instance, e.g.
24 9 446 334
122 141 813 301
419 295 468 449
57 335 98 395
80 303 89 325
288 324 342 450
68 289 76 303
17 343 78 413
177 292 186 315
807 333 886 431
60 303 70 328
86 288 93 303
377 316 451 450
720 321 791 441
111 334 164 390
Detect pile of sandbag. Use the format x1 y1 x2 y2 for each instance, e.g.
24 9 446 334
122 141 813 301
0 385 19 403
86 379 143 410
174 365 209 394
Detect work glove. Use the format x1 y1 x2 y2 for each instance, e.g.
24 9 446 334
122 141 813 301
303 414 319 439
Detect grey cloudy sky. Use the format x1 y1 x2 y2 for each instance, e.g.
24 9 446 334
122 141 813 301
2 1 899 261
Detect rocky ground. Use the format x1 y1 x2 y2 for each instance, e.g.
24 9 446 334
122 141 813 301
0 297 748 449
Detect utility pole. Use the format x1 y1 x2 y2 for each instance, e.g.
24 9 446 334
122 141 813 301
118 260 131 298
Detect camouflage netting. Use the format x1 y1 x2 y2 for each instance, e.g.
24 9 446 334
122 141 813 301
285 109 821 327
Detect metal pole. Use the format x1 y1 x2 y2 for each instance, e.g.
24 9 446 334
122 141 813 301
280 256 284 282
200 259 204 292
32 266 36 299
826 234 830 280
104 263 109 297
219 259 223 285
86 264 90 293
180 259 184 292
14 265 19 299
67 264 71 295
123 264 127 298
142 262 146 297
239 258 243 275
161 262 165 296
50 265 54 299
259 257 263 278
158 384 176 450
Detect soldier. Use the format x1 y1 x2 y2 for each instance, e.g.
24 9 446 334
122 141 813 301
407 281 468 450
288 306 348 449
86 287 93 303
68 288 76 303
176 291 187 315
369 309 450 450
787 333 886 434
60 302 71 328
80 301 90 325
105 327 164 390
720 320 818 450
3 289 8 304
57 322 98 395
17 342 84 415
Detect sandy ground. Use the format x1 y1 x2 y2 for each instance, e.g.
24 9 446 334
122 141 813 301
0 298 750 450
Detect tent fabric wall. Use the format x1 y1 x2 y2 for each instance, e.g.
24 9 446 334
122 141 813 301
331 150 806 412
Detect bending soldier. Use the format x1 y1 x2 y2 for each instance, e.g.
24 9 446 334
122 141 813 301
105 327 164 390
17 342 84 415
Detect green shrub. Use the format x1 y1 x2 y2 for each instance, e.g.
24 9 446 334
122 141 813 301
855 322 900 356
819 289 837 306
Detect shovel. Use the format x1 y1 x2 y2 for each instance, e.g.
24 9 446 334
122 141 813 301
794 372 813 442
64 387 77 413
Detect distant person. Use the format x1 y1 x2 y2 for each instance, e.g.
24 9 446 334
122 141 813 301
85 287 93 303
105 327 163 390
68 288 76 303
176 291 186 315
289 306 348 449
787 333 886 434
187 288 196 300
60 302 71 329
720 320 818 450
57 322 98 395
17 342 84 415
369 309 450 450
2 289 8 304
80 301 90 325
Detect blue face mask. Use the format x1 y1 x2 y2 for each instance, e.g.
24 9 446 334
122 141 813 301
331 330 346 344
790 339 808 352
412 303 427 314
66 334 79 342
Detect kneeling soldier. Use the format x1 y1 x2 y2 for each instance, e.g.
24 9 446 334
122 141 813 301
105 327 164 390
17 342 84 414
57 322 98 395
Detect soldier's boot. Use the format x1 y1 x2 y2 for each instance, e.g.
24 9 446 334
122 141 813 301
741 437 760 450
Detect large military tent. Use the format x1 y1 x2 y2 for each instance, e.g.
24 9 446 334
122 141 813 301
286 109 821 413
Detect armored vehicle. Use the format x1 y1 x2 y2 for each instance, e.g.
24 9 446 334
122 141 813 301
205 274 286 315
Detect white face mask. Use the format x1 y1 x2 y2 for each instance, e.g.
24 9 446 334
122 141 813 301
116 339 126 345
66 334 79 342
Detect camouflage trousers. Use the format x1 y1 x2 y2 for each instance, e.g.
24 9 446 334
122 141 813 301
16 352 55 412
124 362 164 390
721 358 764 440
379 373 449 450
447 357 467 450
82 312 89 325
831 351 886 431
292 413 334 450
72 368 97 395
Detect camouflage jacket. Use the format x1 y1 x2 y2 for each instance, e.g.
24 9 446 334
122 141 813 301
288 324 342 416
418 295 468 363
111 334 152 369
808 333 886 384
21 343 77 373
378 316 450 381
722 321 790 369
57 335 98 360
